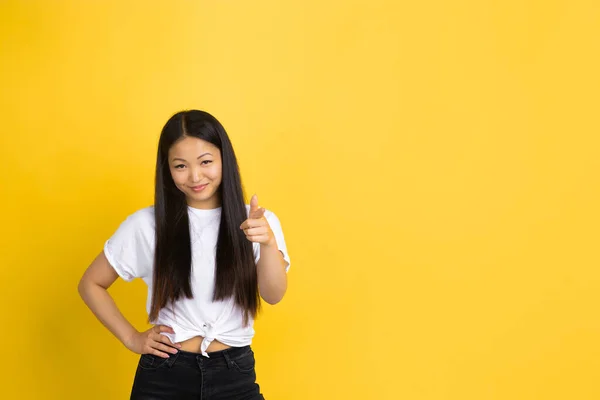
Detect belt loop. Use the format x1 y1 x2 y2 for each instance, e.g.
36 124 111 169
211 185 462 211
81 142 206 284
222 349 233 369
165 351 179 368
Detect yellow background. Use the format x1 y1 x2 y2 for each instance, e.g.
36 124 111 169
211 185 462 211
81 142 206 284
1 1 599 399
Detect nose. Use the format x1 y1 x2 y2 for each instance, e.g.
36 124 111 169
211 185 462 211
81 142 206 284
190 166 202 183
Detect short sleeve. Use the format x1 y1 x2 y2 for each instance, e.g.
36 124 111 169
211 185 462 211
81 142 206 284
253 209 291 273
103 207 155 281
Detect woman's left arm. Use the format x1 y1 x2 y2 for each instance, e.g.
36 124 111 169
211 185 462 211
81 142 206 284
240 195 289 304
256 242 288 304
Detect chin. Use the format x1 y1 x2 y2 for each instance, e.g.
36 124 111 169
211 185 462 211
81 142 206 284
190 190 214 201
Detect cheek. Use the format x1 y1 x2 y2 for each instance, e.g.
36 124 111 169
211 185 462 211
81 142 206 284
170 170 187 187
207 165 222 182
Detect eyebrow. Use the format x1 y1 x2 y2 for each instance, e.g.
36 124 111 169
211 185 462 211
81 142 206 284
172 153 212 162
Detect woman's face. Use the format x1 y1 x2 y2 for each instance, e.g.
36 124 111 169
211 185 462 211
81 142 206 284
168 136 223 209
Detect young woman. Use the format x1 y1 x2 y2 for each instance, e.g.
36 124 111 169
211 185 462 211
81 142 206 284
78 110 290 399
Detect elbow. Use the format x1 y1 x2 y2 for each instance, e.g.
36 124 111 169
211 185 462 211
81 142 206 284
261 288 287 305
257 266 288 305
78 275 97 300
263 297 282 306
77 277 88 299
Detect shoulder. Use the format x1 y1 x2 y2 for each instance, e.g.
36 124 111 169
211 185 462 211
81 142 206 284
128 206 155 223
118 206 155 233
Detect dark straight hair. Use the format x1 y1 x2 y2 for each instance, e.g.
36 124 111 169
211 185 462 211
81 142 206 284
150 110 259 325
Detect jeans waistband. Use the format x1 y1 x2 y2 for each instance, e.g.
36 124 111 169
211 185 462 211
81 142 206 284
168 345 252 366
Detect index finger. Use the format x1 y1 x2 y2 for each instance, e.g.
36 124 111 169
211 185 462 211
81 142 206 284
240 218 266 230
155 325 175 334
155 333 181 348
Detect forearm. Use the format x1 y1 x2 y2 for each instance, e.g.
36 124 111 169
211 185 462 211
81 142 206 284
256 242 288 304
78 280 138 347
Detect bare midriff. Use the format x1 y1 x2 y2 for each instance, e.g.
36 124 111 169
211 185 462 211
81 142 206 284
178 335 231 353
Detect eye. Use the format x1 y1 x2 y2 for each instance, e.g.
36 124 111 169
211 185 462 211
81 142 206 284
201 160 213 165
174 164 186 169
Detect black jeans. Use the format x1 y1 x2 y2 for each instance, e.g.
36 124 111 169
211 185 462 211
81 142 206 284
130 345 264 399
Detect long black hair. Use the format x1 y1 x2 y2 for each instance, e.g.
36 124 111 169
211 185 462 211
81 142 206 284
150 110 259 325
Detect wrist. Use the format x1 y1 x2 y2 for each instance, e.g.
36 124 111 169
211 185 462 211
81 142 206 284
122 329 139 349
261 237 277 248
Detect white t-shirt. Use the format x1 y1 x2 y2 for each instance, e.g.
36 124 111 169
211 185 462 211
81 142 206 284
104 205 290 357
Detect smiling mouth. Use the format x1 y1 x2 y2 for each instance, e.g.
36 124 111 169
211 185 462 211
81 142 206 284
190 184 208 192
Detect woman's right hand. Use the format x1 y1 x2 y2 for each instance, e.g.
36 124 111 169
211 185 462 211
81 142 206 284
125 325 182 358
